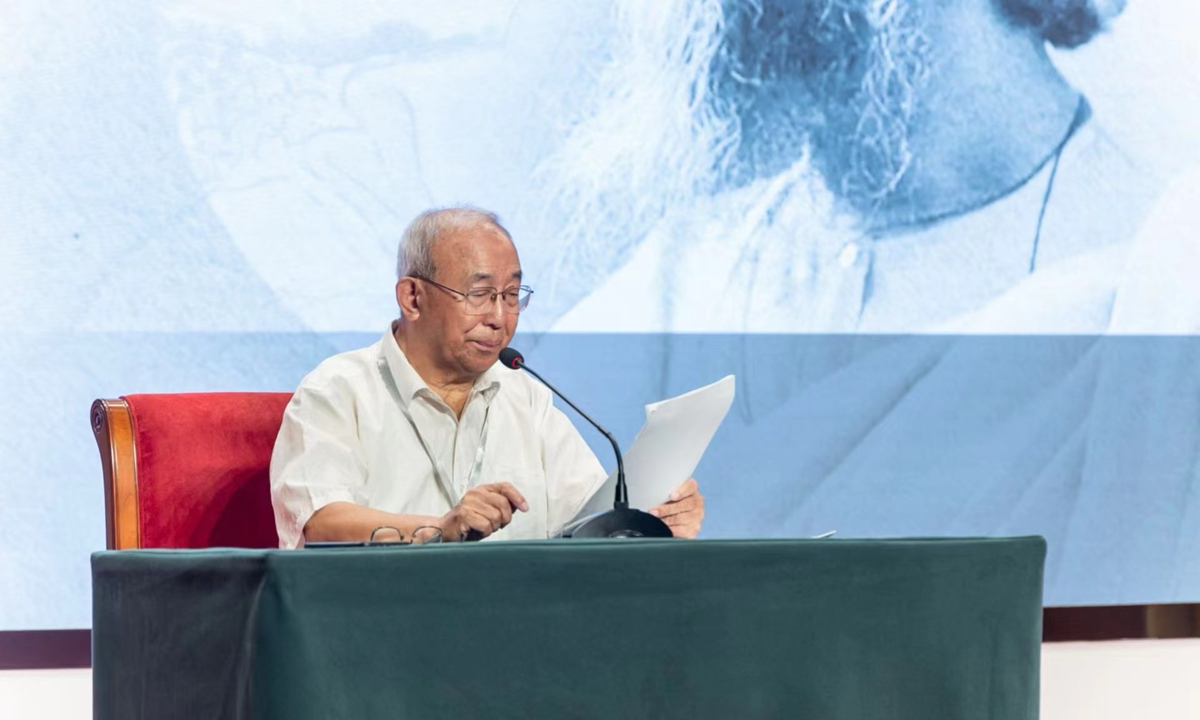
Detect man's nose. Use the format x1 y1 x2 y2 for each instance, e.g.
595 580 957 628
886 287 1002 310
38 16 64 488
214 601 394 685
482 297 505 328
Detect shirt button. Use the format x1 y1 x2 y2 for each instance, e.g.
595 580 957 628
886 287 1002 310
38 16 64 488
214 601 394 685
838 243 860 268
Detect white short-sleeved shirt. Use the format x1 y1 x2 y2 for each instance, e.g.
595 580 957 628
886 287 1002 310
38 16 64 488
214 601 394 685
270 325 608 548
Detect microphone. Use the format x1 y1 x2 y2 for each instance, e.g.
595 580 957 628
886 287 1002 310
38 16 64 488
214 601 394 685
499 347 672 539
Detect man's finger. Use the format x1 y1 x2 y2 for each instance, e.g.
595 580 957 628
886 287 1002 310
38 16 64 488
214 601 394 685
661 507 702 538
463 511 498 537
473 488 517 526
463 497 504 532
490 482 529 512
463 495 502 523
456 517 487 542
667 520 700 539
662 508 703 529
650 493 704 518
669 477 699 502
479 490 514 527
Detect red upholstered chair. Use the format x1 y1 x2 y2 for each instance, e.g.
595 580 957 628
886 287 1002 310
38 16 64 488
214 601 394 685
90 393 293 549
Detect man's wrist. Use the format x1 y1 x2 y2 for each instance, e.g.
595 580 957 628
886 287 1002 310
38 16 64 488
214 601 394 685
436 513 460 542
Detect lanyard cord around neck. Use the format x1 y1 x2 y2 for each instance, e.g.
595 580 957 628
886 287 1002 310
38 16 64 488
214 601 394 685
396 394 491 506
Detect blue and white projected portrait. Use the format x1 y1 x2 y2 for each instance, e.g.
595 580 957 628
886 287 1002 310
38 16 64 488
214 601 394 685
1 0 1198 630
549 0 1184 333
541 0 1200 606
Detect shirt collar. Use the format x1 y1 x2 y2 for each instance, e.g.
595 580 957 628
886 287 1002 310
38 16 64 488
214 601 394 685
379 322 504 409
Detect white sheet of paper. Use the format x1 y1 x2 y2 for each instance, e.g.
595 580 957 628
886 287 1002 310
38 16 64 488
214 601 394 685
574 375 736 519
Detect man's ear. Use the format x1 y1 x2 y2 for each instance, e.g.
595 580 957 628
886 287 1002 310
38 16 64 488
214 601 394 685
396 278 421 319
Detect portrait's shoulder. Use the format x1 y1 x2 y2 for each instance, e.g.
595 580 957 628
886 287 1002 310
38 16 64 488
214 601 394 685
1036 114 1168 266
1108 164 1200 334
1063 119 1131 169
1058 115 1163 201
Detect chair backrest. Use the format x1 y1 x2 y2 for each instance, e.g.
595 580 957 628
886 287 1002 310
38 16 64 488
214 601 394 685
91 392 293 549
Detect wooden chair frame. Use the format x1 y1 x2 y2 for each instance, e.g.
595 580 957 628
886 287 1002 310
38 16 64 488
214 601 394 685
91 398 141 549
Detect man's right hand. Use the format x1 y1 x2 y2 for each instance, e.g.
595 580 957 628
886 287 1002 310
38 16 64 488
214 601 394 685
439 482 529 541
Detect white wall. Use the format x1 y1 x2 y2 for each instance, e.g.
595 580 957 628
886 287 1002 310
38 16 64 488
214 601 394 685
2 640 1199 719
1042 639 1200 719
0 669 90 720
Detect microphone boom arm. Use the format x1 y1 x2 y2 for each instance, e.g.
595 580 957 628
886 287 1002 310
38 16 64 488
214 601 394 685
513 361 628 509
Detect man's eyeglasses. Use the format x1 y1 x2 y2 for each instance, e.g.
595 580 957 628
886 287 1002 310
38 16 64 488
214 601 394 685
367 525 443 544
413 276 533 315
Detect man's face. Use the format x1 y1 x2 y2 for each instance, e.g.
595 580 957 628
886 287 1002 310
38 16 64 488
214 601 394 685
420 226 522 380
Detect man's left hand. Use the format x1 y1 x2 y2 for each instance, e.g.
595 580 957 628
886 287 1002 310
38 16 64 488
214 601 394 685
648 478 704 538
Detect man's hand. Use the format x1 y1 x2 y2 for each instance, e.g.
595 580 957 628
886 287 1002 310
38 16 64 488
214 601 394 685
439 482 529 542
648 478 704 538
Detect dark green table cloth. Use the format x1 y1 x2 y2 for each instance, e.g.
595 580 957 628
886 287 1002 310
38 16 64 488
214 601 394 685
92 537 1044 719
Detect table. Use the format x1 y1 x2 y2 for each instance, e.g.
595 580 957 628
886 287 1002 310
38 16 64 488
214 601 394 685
92 537 1045 719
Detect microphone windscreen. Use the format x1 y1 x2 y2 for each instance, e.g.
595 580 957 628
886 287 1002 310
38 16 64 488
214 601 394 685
499 347 524 369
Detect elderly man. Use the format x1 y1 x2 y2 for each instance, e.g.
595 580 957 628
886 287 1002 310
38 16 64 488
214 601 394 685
270 206 704 547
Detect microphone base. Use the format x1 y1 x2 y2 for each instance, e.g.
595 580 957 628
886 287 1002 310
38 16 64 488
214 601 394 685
560 508 674 539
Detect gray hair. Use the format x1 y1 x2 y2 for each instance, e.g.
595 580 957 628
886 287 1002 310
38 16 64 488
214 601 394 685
396 206 511 280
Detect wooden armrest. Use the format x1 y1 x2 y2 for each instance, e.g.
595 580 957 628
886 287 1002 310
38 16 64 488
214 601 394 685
91 399 140 549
